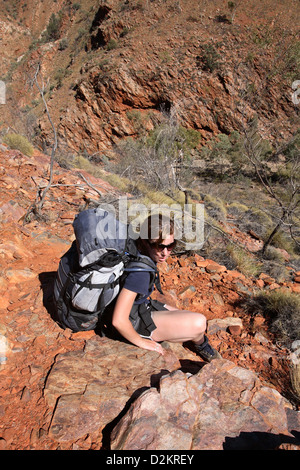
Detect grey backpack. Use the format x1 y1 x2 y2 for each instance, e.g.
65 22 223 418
53 208 161 332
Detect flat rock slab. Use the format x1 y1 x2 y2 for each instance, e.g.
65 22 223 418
44 335 181 444
111 359 300 450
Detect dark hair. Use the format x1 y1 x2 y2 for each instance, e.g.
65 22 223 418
139 213 175 243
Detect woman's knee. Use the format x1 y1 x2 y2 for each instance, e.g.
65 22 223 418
190 312 207 334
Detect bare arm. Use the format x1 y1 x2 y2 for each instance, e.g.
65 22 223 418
112 287 164 355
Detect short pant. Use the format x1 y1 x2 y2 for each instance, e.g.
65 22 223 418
129 298 168 338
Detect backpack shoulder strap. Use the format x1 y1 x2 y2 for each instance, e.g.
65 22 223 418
124 254 163 294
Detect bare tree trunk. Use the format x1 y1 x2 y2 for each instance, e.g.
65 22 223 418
241 117 299 256
289 341 300 403
25 63 57 220
262 209 287 255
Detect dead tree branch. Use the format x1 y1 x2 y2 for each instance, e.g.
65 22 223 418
241 117 300 254
24 63 57 221
77 172 104 198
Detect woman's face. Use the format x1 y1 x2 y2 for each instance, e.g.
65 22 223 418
143 233 176 263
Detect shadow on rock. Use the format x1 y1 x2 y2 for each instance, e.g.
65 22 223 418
38 272 58 323
223 430 300 450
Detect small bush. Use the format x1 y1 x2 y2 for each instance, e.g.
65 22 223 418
261 261 290 283
72 155 101 175
228 202 249 218
249 289 300 347
203 241 261 277
263 245 286 263
266 229 295 255
114 112 198 198
104 173 132 193
204 194 227 221
196 43 221 72
226 244 261 277
142 190 178 206
43 13 62 42
239 208 273 239
3 133 34 156
106 39 118 51
58 38 68 50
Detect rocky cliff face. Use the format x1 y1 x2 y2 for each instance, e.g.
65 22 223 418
0 0 299 451
1 0 299 154
0 146 299 450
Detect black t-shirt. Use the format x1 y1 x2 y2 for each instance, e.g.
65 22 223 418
123 270 154 305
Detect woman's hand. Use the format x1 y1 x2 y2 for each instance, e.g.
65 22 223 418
112 288 165 355
140 338 165 355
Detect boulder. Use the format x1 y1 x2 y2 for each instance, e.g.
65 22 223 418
44 335 181 444
207 317 243 335
111 359 299 450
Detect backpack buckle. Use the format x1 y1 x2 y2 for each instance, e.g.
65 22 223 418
121 252 130 264
86 274 93 290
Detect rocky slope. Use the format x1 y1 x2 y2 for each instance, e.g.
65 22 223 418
1 0 299 154
0 146 299 450
0 0 299 451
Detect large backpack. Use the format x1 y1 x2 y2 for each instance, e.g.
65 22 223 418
53 207 162 332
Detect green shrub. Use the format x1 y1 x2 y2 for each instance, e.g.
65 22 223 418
262 262 290 284
204 194 227 221
249 289 300 347
283 40 300 81
3 133 34 156
226 244 261 277
266 229 295 254
43 13 62 42
228 202 249 218
58 38 68 50
178 127 201 149
113 114 198 197
196 43 221 72
203 241 261 277
106 39 118 51
263 245 286 263
239 208 273 239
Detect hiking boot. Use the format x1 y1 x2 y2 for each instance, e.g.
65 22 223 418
194 335 222 362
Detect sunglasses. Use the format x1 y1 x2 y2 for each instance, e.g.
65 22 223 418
148 240 177 252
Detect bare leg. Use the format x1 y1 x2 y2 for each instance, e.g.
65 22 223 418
151 308 221 362
151 309 206 344
163 304 178 311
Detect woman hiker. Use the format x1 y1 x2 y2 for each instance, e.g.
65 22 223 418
109 213 221 362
